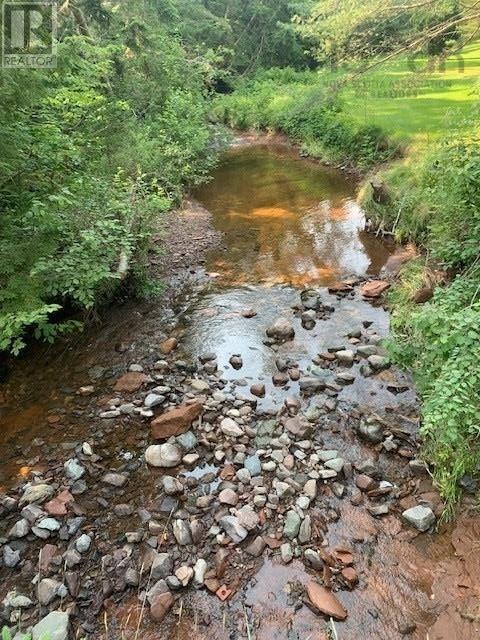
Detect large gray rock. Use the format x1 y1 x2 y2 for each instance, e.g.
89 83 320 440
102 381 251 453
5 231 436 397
145 443 182 468
402 505 436 532
368 355 390 370
161 476 184 495
244 455 262 476
266 318 295 341
20 484 54 505
64 458 85 481
37 579 63 606
32 611 69 640
3 546 20 568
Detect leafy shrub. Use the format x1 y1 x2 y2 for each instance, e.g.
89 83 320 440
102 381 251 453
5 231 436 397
213 69 396 167
0 19 220 354
368 120 480 514
388 268 480 515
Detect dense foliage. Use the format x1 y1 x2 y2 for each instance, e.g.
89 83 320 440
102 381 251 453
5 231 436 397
292 0 464 65
0 1 220 354
213 68 397 167
362 124 480 513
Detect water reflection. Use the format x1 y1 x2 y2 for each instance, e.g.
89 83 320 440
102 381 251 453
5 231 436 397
194 144 393 286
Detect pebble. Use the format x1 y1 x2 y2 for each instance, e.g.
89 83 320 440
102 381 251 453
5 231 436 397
75 534 91 553
298 515 312 543
175 565 194 586
219 488 239 506
162 476 184 495
281 542 293 563
20 484 54 505
220 418 244 437
102 472 128 487
152 553 173 579
194 558 208 585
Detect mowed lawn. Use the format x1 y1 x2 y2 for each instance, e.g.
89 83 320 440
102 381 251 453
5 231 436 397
339 42 480 146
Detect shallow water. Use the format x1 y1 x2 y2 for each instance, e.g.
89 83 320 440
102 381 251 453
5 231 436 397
194 144 394 286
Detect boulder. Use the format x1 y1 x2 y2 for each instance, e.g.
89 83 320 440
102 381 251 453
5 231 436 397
360 280 390 298
402 505 436 532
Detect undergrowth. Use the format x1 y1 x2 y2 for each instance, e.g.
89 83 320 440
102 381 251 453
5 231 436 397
213 68 398 168
364 117 480 514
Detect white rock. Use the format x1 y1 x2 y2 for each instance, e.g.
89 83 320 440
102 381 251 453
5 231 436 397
220 418 244 438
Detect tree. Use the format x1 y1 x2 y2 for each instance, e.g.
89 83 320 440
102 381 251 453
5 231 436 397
292 0 477 66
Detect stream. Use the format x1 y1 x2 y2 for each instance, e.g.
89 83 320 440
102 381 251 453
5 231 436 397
0 138 479 640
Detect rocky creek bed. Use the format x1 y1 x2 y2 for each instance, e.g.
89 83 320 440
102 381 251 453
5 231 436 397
0 139 479 640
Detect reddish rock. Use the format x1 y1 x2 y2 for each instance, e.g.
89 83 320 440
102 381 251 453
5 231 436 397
151 402 203 440
150 592 174 622
241 308 257 318
160 337 178 354
284 416 311 438
328 282 353 294
264 536 283 549
355 474 376 491
306 582 347 620
333 548 354 566
319 352 336 361
219 464 235 480
114 372 148 393
45 489 74 516
341 567 359 588
361 280 390 298
39 544 58 572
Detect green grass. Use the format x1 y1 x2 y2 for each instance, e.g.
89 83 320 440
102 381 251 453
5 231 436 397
336 41 480 146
